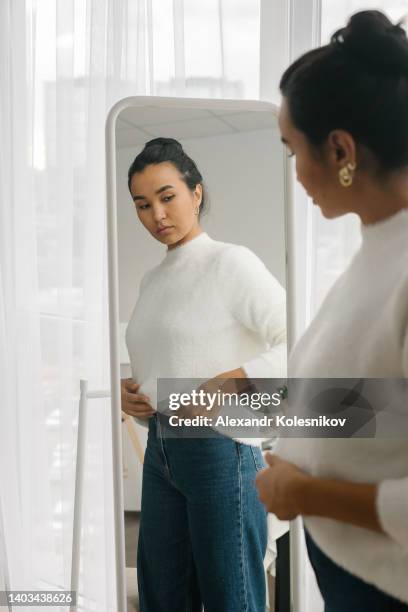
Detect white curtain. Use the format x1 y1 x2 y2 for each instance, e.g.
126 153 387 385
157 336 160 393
0 1 291 611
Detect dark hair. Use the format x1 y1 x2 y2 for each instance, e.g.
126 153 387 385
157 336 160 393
280 10 408 173
128 137 208 217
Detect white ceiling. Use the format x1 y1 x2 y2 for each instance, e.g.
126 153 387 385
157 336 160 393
116 106 279 148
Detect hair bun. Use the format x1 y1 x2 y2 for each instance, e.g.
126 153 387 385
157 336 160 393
331 10 408 75
144 137 183 150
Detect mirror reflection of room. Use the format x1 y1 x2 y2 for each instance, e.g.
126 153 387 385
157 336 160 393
116 104 289 612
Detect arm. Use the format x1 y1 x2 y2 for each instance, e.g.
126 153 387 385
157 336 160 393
375 325 408 545
190 245 287 416
256 451 408 546
216 245 287 379
299 474 382 533
188 248 286 437
256 453 384 533
197 247 286 408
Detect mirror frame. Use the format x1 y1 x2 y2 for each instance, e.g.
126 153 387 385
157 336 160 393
105 95 296 611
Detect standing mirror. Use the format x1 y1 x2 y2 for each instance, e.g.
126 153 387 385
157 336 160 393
106 96 293 612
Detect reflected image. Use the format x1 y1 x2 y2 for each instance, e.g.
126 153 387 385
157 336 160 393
115 103 288 612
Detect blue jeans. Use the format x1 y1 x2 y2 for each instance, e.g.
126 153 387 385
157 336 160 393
305 529 408 612
137 415 268 612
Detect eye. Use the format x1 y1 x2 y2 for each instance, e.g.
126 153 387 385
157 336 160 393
162 195 174 203
137 202 150 210
287 151 295 158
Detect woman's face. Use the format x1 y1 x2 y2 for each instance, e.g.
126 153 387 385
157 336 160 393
278 98 357 219
129 161 202 248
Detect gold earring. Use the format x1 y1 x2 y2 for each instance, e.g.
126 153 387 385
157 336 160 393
194 207 199 216
339 162 356 187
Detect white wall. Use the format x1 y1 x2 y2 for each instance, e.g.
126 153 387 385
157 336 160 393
116 127 286 324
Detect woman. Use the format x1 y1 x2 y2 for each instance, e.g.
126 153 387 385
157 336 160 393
256 10 408 612
121 137 287 611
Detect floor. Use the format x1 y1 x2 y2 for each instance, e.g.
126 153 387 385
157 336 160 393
125 511 140 568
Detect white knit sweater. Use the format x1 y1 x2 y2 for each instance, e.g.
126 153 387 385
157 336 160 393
276 208 408 603
125 232 287 446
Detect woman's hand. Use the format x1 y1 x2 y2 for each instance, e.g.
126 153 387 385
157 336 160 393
255 453 312 520
121 378 156 420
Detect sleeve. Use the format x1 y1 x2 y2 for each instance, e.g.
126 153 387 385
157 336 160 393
217 245 287 379
375 324 408 547
376 477 408 547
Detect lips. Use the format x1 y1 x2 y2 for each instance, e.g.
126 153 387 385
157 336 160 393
157 225 173 234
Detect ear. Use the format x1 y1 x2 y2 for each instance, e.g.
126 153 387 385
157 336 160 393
194 183 203 206
327 130 357 168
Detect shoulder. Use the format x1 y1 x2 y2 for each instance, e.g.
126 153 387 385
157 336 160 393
210 239 285 295
211 239 267 271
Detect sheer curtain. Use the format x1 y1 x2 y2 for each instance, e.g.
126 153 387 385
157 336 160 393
0 1 291 611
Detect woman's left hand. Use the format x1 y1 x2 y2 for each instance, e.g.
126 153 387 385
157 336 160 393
255 453 312 520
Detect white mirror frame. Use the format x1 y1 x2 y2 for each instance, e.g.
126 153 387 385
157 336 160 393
105 95 296 612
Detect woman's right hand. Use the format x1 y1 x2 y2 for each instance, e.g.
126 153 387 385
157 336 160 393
121 378 156 421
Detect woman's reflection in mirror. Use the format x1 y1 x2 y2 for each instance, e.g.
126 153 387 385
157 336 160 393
122 137 287 611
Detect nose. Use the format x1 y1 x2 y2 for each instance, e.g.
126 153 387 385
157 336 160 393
152 203 166 223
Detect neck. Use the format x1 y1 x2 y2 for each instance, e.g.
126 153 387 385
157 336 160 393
356 170 408 225
167 224 203 250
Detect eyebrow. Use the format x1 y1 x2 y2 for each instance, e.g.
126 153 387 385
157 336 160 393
132 184 175 202
280 137 289 145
